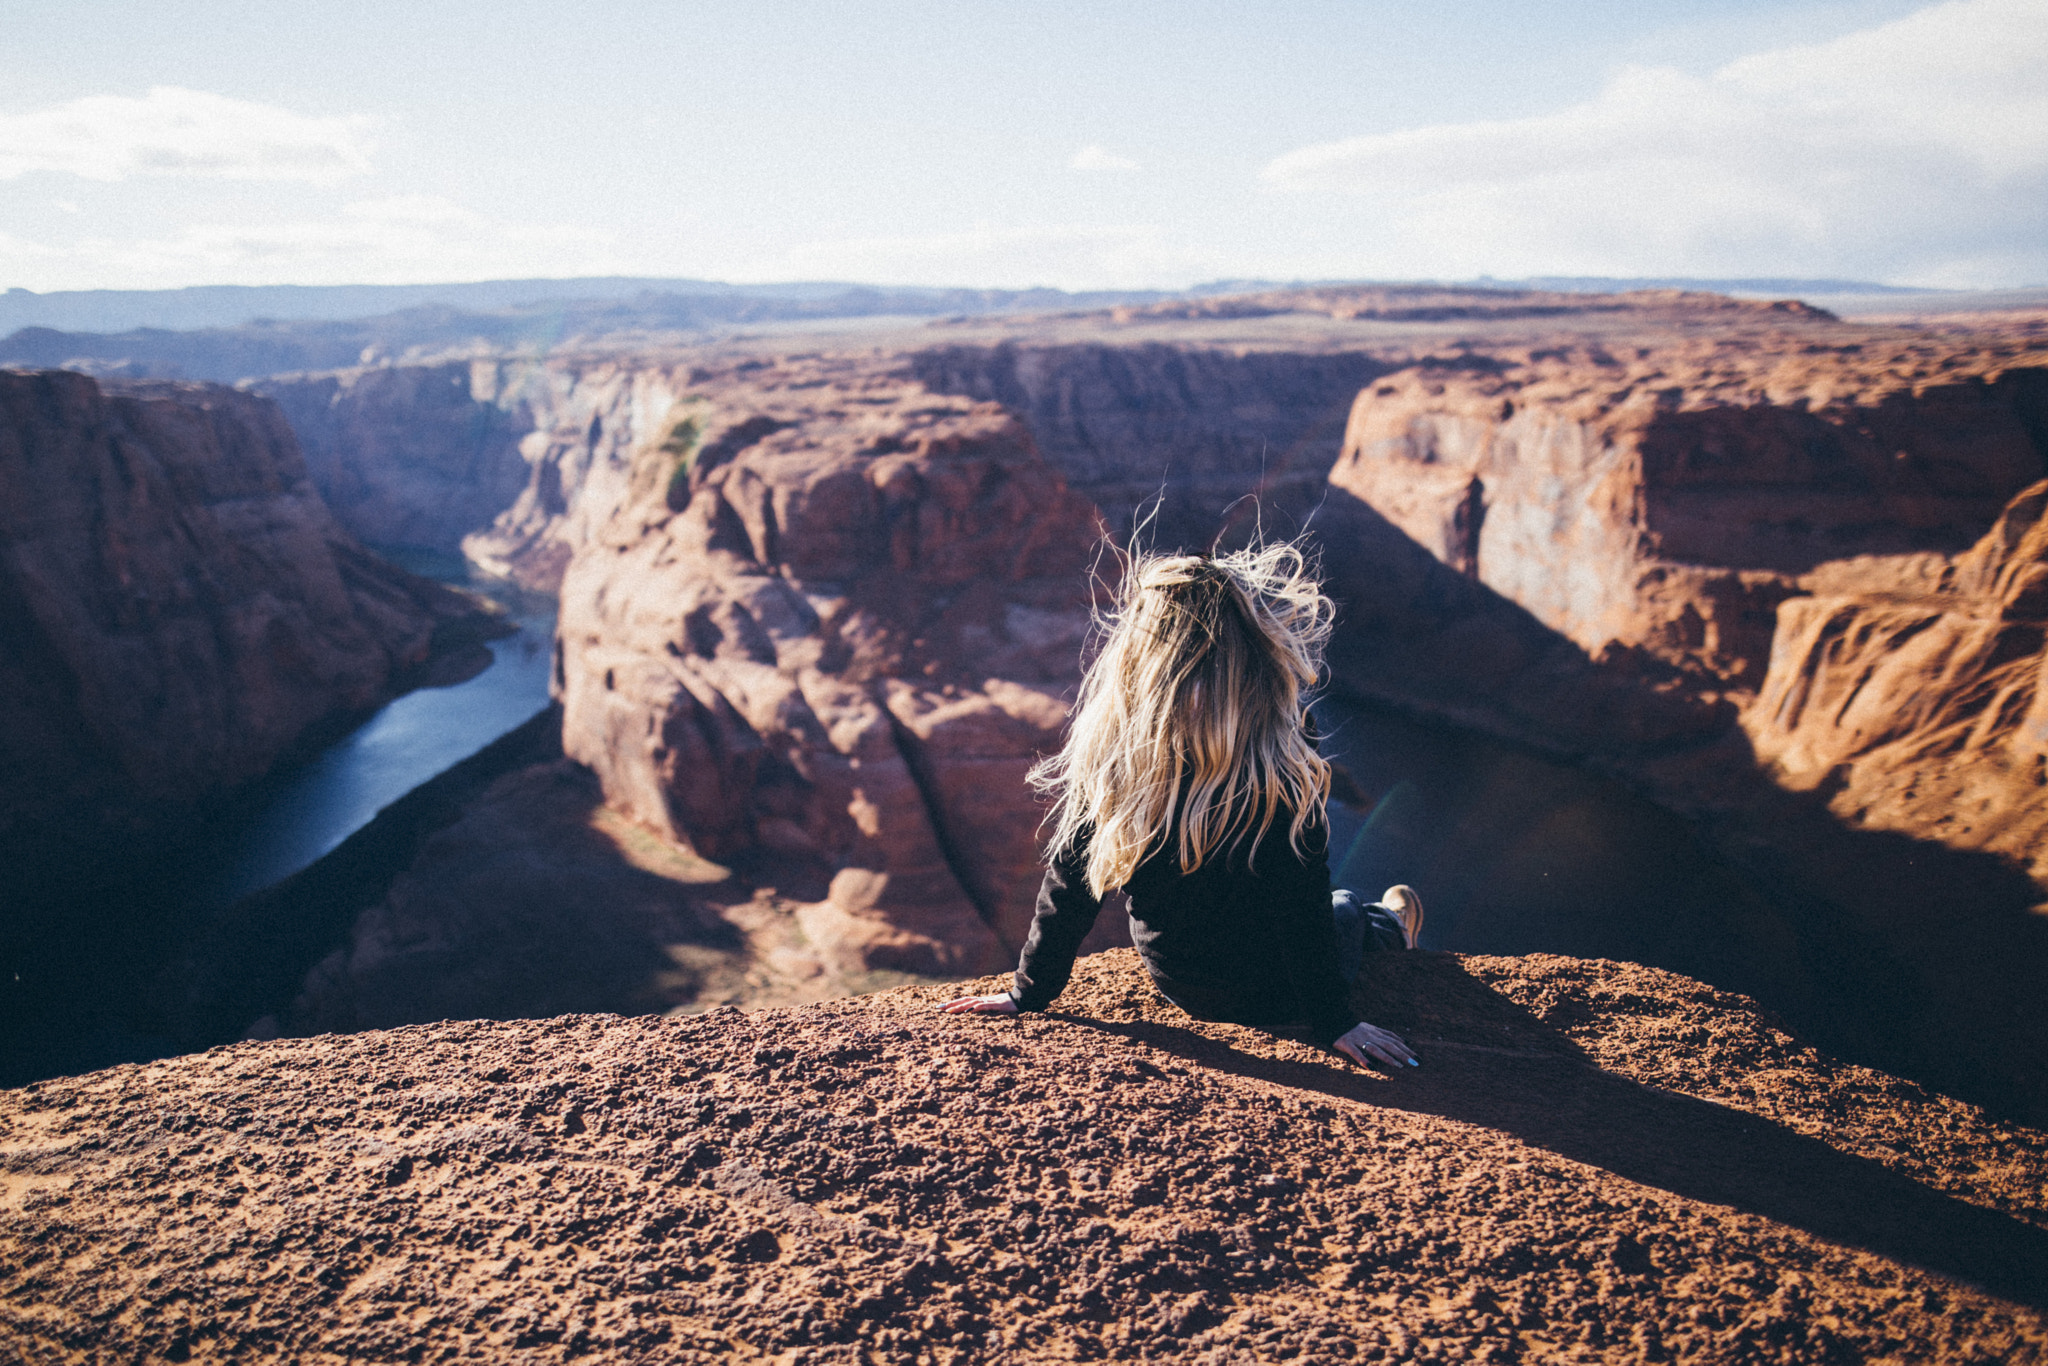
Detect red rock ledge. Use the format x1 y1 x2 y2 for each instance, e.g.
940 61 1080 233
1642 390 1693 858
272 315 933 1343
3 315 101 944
4 950 2044 1364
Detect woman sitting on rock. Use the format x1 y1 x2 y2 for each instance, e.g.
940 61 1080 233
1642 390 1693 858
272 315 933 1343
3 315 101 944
940 542 1423 1069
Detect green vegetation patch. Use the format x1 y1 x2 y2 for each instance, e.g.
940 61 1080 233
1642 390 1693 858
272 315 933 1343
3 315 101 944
631 404 709 511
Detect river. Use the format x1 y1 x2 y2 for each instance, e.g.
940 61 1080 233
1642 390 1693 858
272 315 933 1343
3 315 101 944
199 554 557 907
1313 693 1777 993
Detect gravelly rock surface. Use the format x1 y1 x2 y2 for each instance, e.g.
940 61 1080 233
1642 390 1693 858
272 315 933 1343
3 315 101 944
4 950 2044 1364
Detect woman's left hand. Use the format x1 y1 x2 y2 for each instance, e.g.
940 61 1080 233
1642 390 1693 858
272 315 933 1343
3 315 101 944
1333 1020 1417 1069
939 992 1019 1015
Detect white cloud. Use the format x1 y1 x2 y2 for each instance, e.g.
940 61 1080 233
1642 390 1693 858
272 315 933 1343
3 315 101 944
1069 144 1140 172
0 87 372 184
761 223 1223 291
1261 0 2048 286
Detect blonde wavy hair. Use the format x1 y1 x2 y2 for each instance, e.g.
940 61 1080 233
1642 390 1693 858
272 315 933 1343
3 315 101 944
1031 541 1336 897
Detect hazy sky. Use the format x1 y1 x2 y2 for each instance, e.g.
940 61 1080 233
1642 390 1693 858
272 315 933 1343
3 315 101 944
2 0 2042 292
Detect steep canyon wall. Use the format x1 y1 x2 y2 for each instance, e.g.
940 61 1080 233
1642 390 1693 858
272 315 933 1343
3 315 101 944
1318 332 2048 1117
256 362 544 555
1326 336 2048 872
910 342 1383 549
264 341 1381 1006
556 356 1105 976
0 370 491 845
292 354 1114 1025
261 342 1382 584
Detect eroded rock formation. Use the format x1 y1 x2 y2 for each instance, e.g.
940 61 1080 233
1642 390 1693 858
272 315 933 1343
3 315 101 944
5 950 2044 1363
1324 333 2048 835
256 338 1382 592
1318 330 2048 1121
554 355 1104 979
1748 480 2048 888
1330 336 2048 694
254 361 544 554
266 355 740 592
0 370 494 842
172 299 2048 1121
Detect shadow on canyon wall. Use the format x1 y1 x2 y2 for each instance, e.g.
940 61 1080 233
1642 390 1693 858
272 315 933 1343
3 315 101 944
1055 952 2048 1310
0 708 562 1085
1310 486 2048 1126
910 342 1387 550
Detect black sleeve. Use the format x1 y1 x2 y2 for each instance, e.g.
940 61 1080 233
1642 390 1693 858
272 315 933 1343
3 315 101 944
1011 836 1104 1012
1276 799 1360 1050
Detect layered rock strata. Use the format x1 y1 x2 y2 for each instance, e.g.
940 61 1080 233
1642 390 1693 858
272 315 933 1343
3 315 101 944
555 355 1104 978
909 343 1383 550
1330 336 2048 694
4 950 2044 1364
1747 481 2048 888
267 355 735 592
254 361 544 554
1323 334 2048 820
259 341 1384 589
0 370 494 840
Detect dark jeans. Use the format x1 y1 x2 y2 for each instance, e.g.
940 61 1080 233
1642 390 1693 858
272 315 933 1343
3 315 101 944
1331 888 1408 986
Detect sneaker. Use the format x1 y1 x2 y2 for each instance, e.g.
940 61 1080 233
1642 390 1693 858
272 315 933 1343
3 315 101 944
1382 885 1424 950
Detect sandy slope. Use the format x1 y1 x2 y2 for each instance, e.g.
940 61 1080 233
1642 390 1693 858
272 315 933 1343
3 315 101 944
3 949 2044 1364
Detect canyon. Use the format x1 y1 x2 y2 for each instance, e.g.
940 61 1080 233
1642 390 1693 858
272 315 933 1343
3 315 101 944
7 283 2048 1360
0 370 503 1084
7 286 2048 1130
0 370 497 847
1318 328 2048 1118
226 292 2048 1123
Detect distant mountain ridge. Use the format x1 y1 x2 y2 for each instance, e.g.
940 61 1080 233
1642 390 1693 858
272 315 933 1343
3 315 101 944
0 287 1174 384
0 278 1209 337
1494 275 1938 296
0 273 1933 337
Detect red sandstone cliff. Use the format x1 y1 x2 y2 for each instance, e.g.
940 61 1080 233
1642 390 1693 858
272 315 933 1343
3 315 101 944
256 342 1379 592
253 361 543 554
278 353 1137 1027
258 341 1374 1030
554 355 1104 978
1329 336 2048 696
0 369 493 840
907 343 1380 550
1748 480 2048 889
1324 334 2048 819
1319 331 2048 1120
265 356 737 592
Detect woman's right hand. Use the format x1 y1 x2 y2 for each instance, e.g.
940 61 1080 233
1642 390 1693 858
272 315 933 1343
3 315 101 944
1334 1020 1418 1069
938 992 1020 1015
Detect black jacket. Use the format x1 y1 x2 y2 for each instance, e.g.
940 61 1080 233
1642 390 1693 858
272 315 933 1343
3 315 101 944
1009 801 1358 1047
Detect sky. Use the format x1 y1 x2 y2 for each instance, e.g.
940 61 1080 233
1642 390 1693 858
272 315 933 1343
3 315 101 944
1 0 2042 294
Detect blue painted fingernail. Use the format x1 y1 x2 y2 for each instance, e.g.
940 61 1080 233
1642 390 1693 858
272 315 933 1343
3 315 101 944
1408 1059 1419 1066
